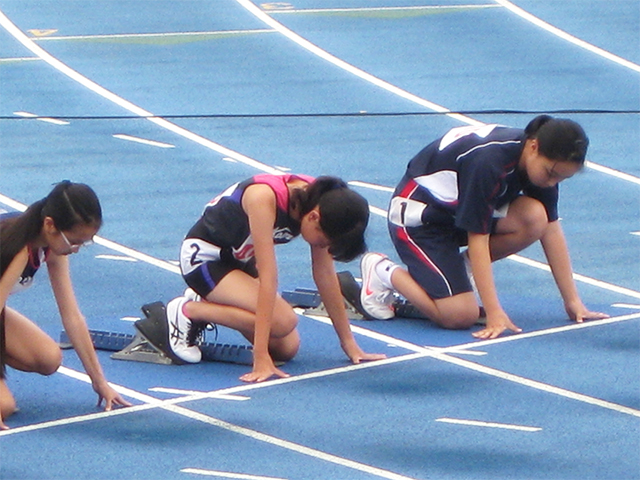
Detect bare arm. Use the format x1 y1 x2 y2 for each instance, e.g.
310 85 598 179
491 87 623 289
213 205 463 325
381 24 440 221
240 184 288 382
540 221 608 322
468 232 521 339
311 246 385 363
46 253 131 409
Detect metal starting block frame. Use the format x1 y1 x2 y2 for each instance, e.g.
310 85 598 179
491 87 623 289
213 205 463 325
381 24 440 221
59 329 253 366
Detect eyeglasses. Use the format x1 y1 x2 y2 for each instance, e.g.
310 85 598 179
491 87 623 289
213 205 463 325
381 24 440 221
60 230 94 251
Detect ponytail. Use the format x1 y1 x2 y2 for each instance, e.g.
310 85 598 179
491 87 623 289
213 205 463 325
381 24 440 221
0 181 102 277
524 115 589 165
292 176 369 262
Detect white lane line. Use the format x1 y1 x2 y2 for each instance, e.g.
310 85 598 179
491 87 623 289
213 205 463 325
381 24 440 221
95 254 138 262
0 56 39 63
443 312 640 353
268 5 500 14
14 110 69 125
506 254 640 300
180 469 287 480
113 133 175 148
585 161 640 186
18 372 420 480
435 417 542 432
237 0 640 186
32 29 274 42
120 316 140 322
494 0 640 73
236 0 484 127
149 387 250 401
612 303 640 310
0 10 282 176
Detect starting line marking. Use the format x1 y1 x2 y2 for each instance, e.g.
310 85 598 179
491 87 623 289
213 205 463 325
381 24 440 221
436 417 542 432
149 387 250 401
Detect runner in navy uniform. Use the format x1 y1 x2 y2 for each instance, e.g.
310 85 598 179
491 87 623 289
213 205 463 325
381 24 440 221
360 116 608 339
162 174 385 382
0 182 130 429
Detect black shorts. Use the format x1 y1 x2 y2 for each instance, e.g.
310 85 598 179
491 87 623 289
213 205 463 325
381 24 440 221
179 238 258 298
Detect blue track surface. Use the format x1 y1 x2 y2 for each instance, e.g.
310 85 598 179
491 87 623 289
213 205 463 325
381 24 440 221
0 1 639 479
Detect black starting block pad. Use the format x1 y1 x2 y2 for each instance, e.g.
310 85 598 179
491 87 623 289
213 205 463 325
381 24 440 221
59 329 253 366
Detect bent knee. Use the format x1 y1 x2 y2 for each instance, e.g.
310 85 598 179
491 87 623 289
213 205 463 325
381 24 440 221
269 330 300 362
37 347 62 376
517 197 549 238
433 295 478 330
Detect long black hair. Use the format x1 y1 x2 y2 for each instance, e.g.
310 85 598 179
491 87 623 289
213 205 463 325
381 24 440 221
524 115 589 165
291 176 369 262
0 181 102 278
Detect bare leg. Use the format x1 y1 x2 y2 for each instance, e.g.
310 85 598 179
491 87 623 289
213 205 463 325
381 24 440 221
4 308 61 375
489 196 549 261
0 379 17 422
184 270 300 361
391 268 479 329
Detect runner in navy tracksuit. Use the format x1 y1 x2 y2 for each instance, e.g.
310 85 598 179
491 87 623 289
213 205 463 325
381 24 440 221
360 116 608 338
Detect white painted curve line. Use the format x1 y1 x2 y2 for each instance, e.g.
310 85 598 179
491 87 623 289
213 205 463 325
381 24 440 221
0 10 281 176
507 254 640 300
238 0 638 186
95 254 138 262
113 133 175 148
181 469 287 480
611 303 640 310
494 0 640 74
14 110 69 125
436 417 542 432
235 0 484 128
269 5 501 15
0 191 180 274
33 29 274 42
585 161 640 186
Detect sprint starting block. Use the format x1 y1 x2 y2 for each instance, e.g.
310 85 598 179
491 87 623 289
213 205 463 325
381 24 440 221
60 329 254 366
60 301 253 366
282 271 370 320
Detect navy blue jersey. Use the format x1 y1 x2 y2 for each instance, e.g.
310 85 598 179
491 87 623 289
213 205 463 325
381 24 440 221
391 124 558 234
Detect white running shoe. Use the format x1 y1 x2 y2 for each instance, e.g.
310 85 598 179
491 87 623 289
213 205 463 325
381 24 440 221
360 252 396 320
183 287 202 303
166 296 202 363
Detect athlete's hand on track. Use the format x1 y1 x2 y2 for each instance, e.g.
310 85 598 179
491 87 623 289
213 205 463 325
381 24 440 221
95 383 132 411
342 341 387 364
240 356 289 383
472 309 522 340
565 299 609 323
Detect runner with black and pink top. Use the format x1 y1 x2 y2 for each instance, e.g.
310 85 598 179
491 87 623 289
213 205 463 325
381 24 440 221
156 174 385 382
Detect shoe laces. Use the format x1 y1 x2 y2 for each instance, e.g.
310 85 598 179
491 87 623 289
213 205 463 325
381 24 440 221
375 289 395 306
187 322 217 347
